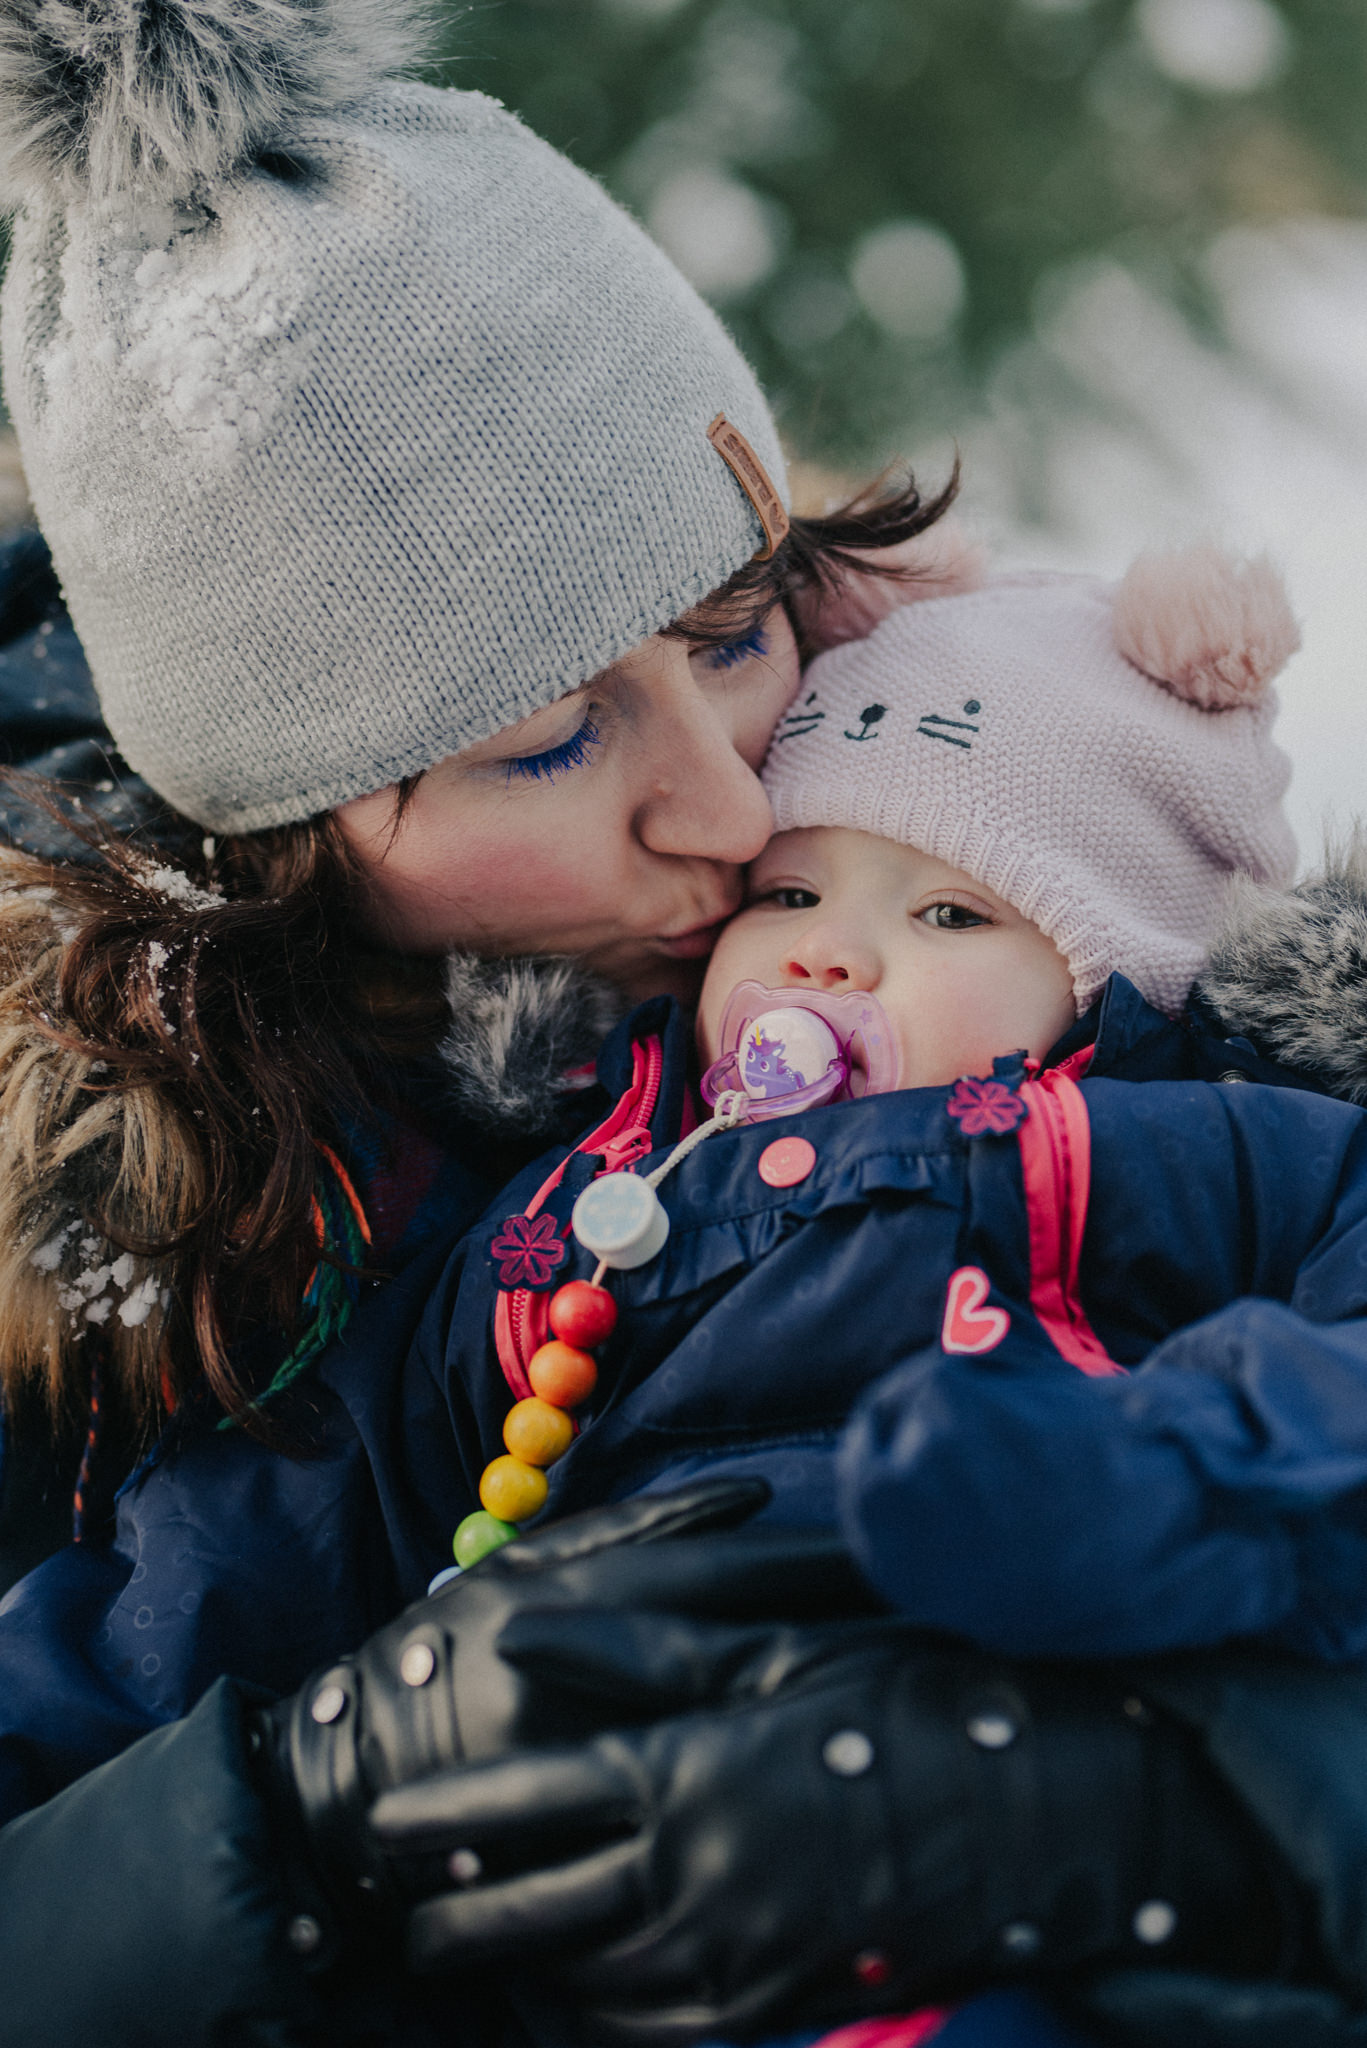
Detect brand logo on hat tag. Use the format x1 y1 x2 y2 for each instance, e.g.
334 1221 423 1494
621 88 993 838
917 700 982 750
844 703 886 742
708 415 790 561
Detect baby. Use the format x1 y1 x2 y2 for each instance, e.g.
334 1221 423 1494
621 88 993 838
669 549 1367 1660
410 546 1367 2048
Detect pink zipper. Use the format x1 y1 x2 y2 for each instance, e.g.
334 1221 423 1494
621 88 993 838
1017 1054 1120 1377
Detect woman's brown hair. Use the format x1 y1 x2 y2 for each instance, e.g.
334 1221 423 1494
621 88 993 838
0 465 957 1439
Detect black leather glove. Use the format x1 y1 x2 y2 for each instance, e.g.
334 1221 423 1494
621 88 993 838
250 1480 877 1926
371 1631 1304 2045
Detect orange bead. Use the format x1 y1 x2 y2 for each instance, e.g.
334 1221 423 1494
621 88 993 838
528 1339 599 1410
549 1281 618 1349
479 1454 548 1524
503 1396 574 1468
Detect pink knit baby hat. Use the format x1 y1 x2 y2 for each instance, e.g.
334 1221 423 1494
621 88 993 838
763 545 1299 1015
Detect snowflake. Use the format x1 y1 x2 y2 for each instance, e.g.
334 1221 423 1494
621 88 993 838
946 1074 1028 1138
491 1212 568 1290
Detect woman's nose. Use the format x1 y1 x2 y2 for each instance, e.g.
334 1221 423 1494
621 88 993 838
635 661 774 865
781 926 880 991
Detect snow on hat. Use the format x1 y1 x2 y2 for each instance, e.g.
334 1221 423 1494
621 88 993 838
0 0 788 832
762 546 1299 1016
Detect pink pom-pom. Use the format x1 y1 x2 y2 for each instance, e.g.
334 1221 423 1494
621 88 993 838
799 518 988 653
1114 545 1300 710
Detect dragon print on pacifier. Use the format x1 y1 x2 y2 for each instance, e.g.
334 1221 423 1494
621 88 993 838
701 981 901 1122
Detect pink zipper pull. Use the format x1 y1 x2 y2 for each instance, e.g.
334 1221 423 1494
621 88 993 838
599 1123 654 1171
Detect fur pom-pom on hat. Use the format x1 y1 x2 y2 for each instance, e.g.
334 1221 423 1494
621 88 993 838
0 0 428 206
1114 545 1301 711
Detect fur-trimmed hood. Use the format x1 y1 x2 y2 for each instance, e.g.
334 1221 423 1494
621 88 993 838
1197 836 1367 1106
437 953 626 1139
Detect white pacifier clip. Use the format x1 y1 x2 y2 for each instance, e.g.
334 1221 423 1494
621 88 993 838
571 1091 748 1278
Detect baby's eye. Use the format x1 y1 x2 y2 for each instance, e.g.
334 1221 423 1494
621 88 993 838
919 900 988 930
767 885 820 911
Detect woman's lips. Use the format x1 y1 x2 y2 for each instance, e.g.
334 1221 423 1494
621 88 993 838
652 915 735 960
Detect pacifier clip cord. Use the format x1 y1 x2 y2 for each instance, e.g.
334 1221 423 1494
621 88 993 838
450 1080 747 1571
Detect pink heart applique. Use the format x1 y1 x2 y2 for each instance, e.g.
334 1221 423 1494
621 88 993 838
941 1266 1010 1354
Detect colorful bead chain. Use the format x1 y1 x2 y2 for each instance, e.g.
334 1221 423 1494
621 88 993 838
452 1279 618 1569
450 1089 746 1574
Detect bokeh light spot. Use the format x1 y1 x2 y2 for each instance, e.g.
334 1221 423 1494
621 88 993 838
850 221 966 341
1136 0 1291 96
648 167 783 300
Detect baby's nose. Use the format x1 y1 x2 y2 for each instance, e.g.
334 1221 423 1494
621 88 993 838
781 929 880 992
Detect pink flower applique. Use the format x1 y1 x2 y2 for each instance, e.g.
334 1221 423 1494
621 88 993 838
491 1211 568 1289
946 1074 1028 1138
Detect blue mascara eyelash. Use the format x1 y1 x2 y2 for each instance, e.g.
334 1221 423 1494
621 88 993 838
706 626 768 671
506 719 602 784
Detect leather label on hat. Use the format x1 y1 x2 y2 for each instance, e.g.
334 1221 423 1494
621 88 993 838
708 415 789 561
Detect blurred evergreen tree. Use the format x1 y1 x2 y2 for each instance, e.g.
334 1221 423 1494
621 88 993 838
433 0 1367 463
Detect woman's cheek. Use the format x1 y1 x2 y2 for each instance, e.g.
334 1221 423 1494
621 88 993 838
367 814 617 952
446 826 621 938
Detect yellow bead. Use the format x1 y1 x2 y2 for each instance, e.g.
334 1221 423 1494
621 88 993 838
479 1454 548 1524
503 1397 574 1468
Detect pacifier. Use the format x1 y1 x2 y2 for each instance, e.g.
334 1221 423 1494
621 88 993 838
700 981 901 1122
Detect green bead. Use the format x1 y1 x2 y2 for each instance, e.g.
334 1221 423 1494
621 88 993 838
453 1510 519 1569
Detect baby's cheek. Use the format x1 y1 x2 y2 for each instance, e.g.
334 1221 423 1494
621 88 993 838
696 916 767 1061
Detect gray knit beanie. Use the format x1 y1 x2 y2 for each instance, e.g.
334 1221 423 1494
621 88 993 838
0 1 788 832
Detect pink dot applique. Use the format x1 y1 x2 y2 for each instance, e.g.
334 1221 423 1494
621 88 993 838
758 1135 817 1188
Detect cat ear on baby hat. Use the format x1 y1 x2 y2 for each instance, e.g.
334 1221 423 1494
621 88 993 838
1113 545 1301 710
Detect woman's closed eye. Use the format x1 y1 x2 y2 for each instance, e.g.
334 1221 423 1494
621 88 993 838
505 717 602 784
703 626 769 671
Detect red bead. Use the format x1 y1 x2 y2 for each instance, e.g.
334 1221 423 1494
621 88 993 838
549 1280 618 1349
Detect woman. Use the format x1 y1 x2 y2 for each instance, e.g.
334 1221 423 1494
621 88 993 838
0 4 1361 2045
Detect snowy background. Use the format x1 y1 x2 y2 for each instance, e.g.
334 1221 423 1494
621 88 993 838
954 225 1367 859
436 0 1367 867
